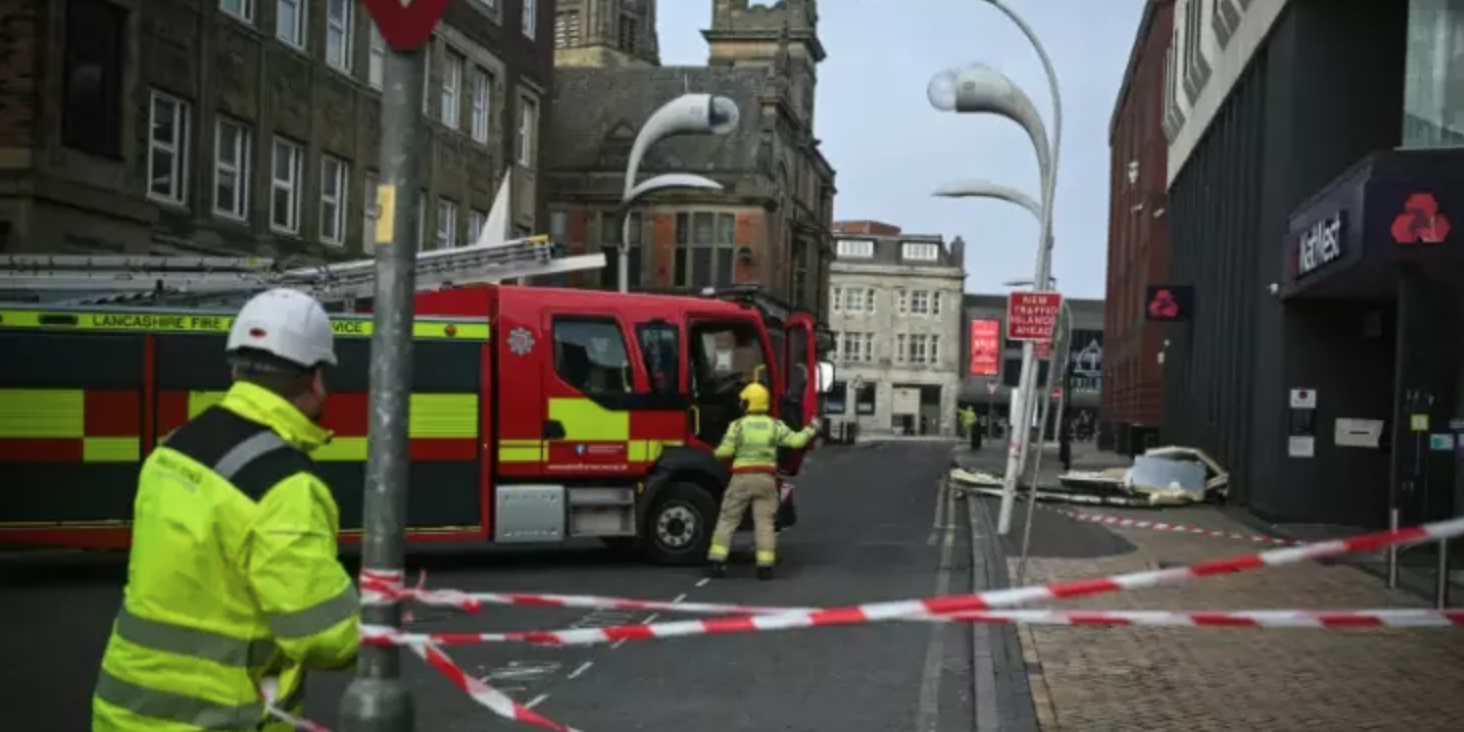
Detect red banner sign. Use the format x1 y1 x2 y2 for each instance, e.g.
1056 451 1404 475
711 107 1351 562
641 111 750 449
968 319 1000 376
1006 291 1063 341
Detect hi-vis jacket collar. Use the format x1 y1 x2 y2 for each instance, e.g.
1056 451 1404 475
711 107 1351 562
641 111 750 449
221 382 333 453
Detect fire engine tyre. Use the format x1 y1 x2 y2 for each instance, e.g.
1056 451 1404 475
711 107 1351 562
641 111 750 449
642 482 718 566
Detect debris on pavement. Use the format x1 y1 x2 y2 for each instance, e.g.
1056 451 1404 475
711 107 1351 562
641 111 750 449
949 445 1230 508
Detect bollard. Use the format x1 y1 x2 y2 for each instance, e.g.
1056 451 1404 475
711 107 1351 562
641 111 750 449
1387 507 1400 589
1437 538 1451 609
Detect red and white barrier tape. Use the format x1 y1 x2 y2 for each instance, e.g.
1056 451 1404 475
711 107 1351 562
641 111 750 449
356 514 1464 649
941 608 1464 629
411 642 583 732
1047 507 1299 546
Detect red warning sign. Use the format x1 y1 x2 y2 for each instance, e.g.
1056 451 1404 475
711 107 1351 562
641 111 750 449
1006 291 1063 341
361 0 454 51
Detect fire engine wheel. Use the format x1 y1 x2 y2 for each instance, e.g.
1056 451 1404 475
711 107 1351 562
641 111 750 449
643 482 717 566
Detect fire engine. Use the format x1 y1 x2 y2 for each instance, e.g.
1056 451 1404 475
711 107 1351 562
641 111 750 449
0 237 834 565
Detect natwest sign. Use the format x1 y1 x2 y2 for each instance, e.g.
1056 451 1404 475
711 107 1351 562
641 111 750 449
1005 291 1063 341
1294 212 1344 278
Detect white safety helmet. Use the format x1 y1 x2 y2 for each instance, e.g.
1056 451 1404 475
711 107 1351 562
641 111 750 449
226 288 338 369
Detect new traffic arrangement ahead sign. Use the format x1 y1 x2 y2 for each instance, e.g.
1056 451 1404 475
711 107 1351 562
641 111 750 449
1006 291 1063 341
361 0 454 51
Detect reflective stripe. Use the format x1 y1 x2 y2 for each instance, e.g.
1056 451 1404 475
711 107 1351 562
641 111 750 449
213 430 289 481
267 584 359 640
115 607 278 669
95 668 263 731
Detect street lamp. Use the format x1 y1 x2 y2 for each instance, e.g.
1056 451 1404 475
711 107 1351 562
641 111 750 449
618 93 740 292
927 0 1065 537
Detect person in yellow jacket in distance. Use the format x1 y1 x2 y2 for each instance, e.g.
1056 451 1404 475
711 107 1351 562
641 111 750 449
706 382 820 580
92 288 360 732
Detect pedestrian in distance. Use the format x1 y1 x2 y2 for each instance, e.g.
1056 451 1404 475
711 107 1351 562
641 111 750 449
92 289 359 732
706 382 820 581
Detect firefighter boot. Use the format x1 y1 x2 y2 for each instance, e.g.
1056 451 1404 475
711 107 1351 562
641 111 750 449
705 562 726 579
756 565 773 581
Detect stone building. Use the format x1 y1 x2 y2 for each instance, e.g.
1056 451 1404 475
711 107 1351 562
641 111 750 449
824 221 966 437
0 0 555 259
543 0 836 317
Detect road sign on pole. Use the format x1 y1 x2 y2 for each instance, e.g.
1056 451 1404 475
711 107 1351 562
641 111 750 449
1005 291 1063 341
361 0 455 50
339 4 436 731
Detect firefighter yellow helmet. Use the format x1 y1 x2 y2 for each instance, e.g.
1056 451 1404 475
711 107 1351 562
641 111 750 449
739 382 771 414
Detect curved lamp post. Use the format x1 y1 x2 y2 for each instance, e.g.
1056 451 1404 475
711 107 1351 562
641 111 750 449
927 62 1056 535
618 93 741 292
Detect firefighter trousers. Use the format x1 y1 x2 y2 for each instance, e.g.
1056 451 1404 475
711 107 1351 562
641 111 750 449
707 473 779 566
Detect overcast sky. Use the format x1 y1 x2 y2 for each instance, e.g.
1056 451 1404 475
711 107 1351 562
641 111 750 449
656 0 1149 299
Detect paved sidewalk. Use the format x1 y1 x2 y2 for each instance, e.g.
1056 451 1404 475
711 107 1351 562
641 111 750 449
1003 501 1464 732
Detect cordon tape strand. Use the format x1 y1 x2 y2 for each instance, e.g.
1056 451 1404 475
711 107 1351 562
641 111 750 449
270 517 1464 731
1041 506 1300 546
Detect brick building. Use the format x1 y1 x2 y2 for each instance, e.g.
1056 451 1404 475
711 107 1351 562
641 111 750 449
0 0 555 260
1100 0 1173 454
543 0 836 318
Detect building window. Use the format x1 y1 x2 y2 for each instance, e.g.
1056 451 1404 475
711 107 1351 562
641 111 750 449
839 287 875 314
1403 0 1464 148
269 136 303 234
468 209 487 245
899 290 940 316
441 51 463 130
619 11 639 54
855 381 876 415
276 0 305 49
901 242 940 261
437 198 457 249
326 0 353 71
220 0 253 24
320 156 348 246
555 10 581 48
213 118 251 221
837 239 874 258
522 0 537 39
421 48 432 115
838 332 875 363
470 68 492 143
549 210 568 245
63 0 127 158
898 333 939 365
517 97 537 166
364 172 379 251
368 24 385 89
147 91 190 205
600 212 643 290
673 212 735 289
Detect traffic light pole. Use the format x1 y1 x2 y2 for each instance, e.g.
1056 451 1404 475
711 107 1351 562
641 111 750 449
339 44 425 732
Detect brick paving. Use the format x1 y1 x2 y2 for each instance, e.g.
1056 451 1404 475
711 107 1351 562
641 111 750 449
1010 504 1464 732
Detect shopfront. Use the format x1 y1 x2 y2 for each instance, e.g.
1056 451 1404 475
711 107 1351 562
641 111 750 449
1275 149 1464 530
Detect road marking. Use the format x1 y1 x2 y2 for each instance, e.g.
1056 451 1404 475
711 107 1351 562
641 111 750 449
672 592 688 603
526 693 548 709
915 478 958 731
640 612 661 624
567 661 593 680
928 478 950 546
695 577 710 588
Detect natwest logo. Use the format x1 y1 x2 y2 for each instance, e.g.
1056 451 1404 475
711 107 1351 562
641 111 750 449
1391 193 1451 244
1295 214 1343 278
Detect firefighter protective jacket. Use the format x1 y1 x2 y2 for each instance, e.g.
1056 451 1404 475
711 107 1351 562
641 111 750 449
715 414 817 474
92 382 359 731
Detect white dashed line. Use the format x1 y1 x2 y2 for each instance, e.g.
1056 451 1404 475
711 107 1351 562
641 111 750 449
526 693 549 709
695 578 711 588
567 661 593 680
672 592 688 603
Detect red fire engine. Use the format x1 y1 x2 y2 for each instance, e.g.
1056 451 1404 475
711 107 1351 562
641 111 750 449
0 241 834 564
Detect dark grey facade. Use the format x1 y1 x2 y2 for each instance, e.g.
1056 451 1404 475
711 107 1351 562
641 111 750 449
1162 0 1431 529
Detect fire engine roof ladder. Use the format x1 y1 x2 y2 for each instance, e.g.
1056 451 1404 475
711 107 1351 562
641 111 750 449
0 235 606 305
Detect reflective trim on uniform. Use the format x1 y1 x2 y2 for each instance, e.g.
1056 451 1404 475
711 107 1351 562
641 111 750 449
94 668 264 730
708 544 731 561
266 584 359 640
115 607 278 669
212 431 290 481
755 550 776 566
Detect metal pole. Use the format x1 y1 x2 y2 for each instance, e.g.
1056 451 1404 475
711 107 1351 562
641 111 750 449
617 206 632 293
338 45 424 732
992 0 1064 536
1016 299 1069 585
1437 538 1451 609
1387 507 1400 589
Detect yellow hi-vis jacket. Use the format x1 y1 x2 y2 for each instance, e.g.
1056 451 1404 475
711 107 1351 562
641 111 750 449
715 414 817 474
92 382 359 732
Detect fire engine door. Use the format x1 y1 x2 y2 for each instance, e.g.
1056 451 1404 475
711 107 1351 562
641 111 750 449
777 312 819 475
542 313 641 474
687 315 773 448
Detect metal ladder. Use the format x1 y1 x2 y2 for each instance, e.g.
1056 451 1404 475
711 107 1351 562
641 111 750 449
0 236 605 305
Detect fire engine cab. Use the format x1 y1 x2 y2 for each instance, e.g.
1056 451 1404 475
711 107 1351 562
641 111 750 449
0 239 834 564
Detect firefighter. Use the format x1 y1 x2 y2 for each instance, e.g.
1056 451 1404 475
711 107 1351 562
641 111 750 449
92 289 359 732
706 382 820 581
959 405 978 449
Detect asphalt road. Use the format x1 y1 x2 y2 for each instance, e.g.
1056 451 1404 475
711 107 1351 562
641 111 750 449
0 441 975 732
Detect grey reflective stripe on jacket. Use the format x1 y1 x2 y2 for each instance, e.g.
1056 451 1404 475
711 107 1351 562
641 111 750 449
267 584 359 640
114 607 279 669
94 670 263 731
